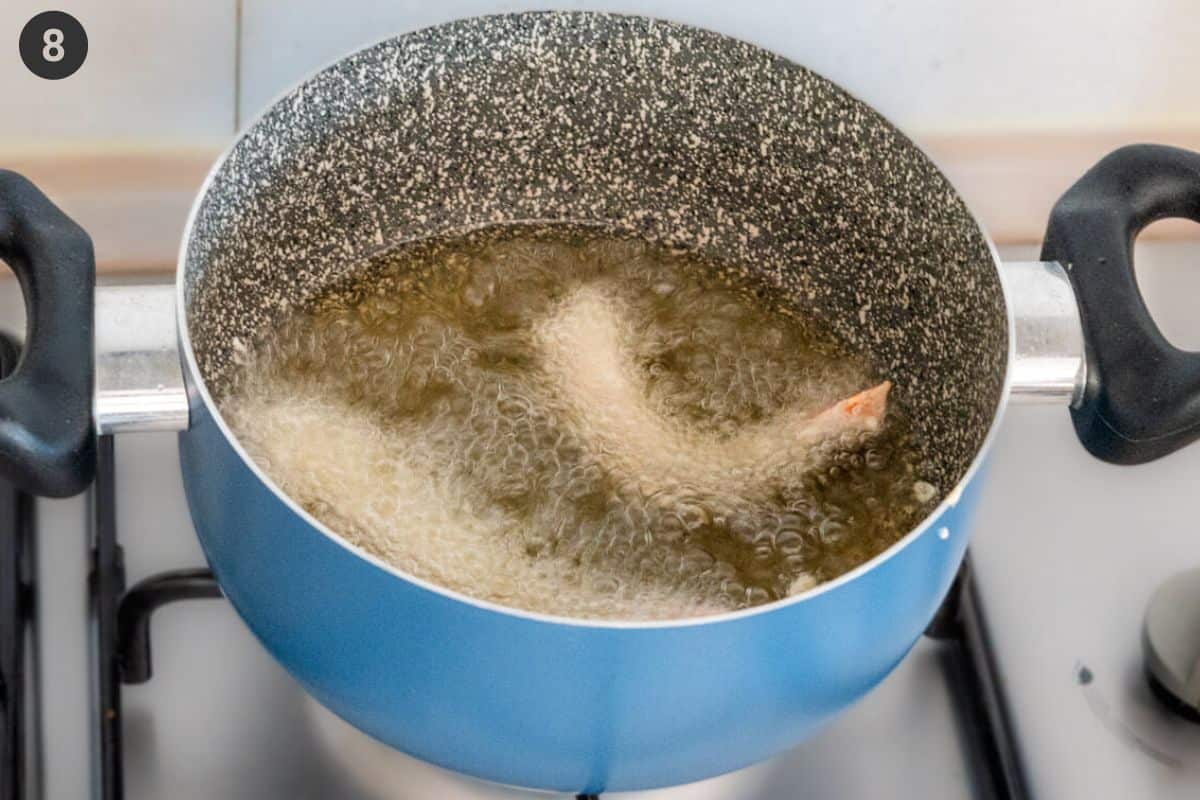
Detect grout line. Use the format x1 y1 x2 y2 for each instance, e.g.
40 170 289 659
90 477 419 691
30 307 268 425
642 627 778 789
233 0 243 133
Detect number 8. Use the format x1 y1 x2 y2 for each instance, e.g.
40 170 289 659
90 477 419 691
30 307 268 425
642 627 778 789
43 28 64 63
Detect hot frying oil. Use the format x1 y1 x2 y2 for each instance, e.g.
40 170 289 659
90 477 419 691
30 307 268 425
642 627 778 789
220 229 936 620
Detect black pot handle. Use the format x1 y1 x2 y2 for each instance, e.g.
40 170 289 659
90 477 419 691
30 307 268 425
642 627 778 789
0 170 95 495
1042 144 1200 464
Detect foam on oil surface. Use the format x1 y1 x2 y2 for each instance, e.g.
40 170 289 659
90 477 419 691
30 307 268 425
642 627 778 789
221 232 935 620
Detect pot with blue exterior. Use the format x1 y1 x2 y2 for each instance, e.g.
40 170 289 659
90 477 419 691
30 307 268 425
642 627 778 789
2 11 1200 794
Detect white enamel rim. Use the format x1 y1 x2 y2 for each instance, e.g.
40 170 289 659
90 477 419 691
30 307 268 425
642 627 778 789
173 11 1015 631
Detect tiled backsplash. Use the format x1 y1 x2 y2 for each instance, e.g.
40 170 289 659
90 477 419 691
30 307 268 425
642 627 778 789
4 0 236 141
3 0 1200 269
4 0 1198 144
237 0 1200 137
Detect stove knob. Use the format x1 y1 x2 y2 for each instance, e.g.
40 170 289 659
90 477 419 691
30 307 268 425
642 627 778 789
1144 567 1200 723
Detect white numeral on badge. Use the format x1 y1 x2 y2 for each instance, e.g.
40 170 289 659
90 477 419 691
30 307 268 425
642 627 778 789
43 28 64 63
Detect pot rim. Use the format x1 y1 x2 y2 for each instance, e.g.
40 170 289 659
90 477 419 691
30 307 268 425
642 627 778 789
174 9 1015 631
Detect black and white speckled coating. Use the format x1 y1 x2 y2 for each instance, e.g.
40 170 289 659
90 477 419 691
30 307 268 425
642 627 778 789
182 11 1007 494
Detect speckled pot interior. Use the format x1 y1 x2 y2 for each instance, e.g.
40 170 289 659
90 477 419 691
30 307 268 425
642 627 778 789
183 11 1007 499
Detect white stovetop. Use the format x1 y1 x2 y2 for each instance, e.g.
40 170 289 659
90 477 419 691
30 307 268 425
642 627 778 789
968 243 1200 797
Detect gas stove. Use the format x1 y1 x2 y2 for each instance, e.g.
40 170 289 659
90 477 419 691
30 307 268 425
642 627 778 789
3 241 1200 799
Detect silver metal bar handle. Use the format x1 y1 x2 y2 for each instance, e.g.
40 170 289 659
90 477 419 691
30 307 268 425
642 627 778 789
94 283 189 434
91 265 1082 429
1002 260 1087 406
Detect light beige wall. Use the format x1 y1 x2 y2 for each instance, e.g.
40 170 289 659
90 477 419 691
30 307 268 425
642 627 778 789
236 0 1200 137
3 0 1199 272
1 0 236 141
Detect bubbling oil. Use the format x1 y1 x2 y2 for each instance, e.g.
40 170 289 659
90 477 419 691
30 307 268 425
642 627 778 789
220 229 937 620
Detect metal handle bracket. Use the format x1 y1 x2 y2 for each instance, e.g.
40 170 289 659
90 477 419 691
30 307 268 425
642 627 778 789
1002 261 1087 406
94 283 188 434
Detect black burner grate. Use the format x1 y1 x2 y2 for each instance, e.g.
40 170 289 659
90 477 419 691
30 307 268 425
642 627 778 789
0 334 35 800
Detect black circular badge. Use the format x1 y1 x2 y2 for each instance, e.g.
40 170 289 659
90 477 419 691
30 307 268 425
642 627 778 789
19 11 88 80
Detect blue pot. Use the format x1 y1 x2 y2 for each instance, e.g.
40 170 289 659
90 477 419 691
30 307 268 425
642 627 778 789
168 15 1015 790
